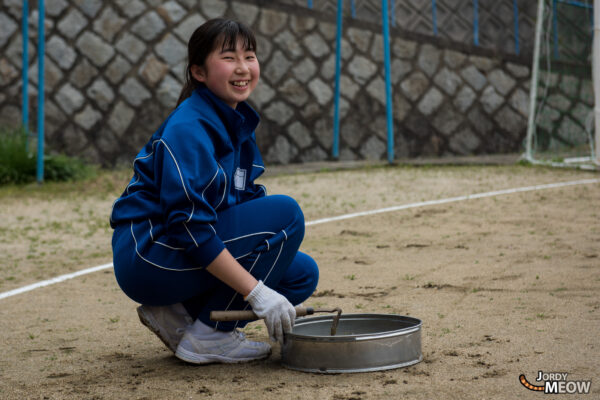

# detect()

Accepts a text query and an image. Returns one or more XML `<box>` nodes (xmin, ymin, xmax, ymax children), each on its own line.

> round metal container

<box><xmin>281</xmin><ymin>314</ymin><xmax>422</xmax><ymax>373</ymax></box>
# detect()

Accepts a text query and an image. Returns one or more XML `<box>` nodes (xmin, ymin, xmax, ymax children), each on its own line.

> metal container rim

<box><xmin>286</xmin><ymin>313</ymin><xmax>422</xmax><ymax>342</ymax></box>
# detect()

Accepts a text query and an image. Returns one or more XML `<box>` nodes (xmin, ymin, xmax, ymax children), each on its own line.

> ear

<box><xmin>190</xmin><ymin>64</ymin><xmax>206</xmax><ymax>83</ymax></box>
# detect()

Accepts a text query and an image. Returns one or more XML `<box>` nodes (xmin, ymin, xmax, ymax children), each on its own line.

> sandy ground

<box><xmin>0</xmin><ymin>163</ymin><xmax>599</xmax><ymax>399</ymax></box>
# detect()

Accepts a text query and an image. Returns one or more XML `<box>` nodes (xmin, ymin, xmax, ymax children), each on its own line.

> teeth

<box><xmin>232</xmin><ymin>81</ymin><xmax>248</xmax><ymax>87</ymax></box>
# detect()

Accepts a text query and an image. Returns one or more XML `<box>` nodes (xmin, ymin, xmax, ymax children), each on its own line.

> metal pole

<box><xmin>594</xmin><ymin>0</ymin><xmax>600</xmax><ymax>164</ymax></box>
<box><xmin>382</xmin><ymin>0</ymin><xmax>394</xmax><ymax>163</ymax></box>
<box><xmin>307</xmin><ymin>0</ymin><xmax>313</xmax><ymax>9</ymax></box>
<box><xmin>351</xmin><ymin>0</ymin><xmax>356</xmax><ymax>18</ymax></box>
<box><xmin>473</xmin><ymin>0</ymin><xmax>480</xmax><ymax>46</ymax></box>
<box><xmin>513</xmin><ymin>0</ymin><xmax>520</xmax><ymax>54</ymax></box>
<box><xmin>552</xmin><ymin>0</ymin><xmax>559</xmax><ymax>58</ymax></box>
<box><xmin>526</xmin><ymin>0</ymin><xmax>546</xmax><ymax>161</ymax></box>
<box><xmin>333</xmin><ymin>0</ymin><xmax>343</xmax><ymax>159</ymax></box>
<box><xmin>391</xmin><ymin>0</ymin><xmax>396</xmax><ymax>27</ymax></box>
<box><xmin>37</xmin><ymin>0</ymin><xmax>45</xmax><ymax>183</ymax></box>
<box><xmin>432</xmin><ymin>0</ymin><xmax>438</xmax><ymax>36</ymax></box>
<box><xmin>22</xmin><ymin>0</ymin><xmax>29</xmax><ymax>149</ymax></box>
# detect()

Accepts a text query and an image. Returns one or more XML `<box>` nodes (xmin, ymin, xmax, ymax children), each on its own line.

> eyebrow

<box><xmin>220</xmin><ymin>48</ymin><xmax>257</xmax><ymax>54</ymax></box>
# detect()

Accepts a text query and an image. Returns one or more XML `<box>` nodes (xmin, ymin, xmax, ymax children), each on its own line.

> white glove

<box><xmin>245</xmin><ymin>280</ymin><xmax>296</xmax><ymax>343</ymax></box>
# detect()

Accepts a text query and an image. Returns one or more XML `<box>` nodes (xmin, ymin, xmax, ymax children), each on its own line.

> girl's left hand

<box><xmin>245</xmin><ymin>280</ymin><xmax>296</xmax><ymax>343</ymax></box>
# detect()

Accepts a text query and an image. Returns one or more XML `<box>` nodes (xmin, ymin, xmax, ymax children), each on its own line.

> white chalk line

<box><xmin>306</xmin><ymin>178</ymin><xmax>600</xmax><ymax>226</ymax></box>
<box><xmin>0</xmin><ymin>263</ymin><xmax>114</xmax><ymax>300</ymax></box>
<box><xmin>1</xmin><ymin>177</ymin><xmax>598</xmax><ymax>301</ymax></box>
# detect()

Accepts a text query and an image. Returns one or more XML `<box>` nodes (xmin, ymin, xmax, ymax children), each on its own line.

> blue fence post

<box><xmin>432</xmin><ymin>0</ymin><xmax>438</xmax><ymax>36</ymax></box>
<box><xmin>552</xmin><ymin>0</ymin><xmax>559</xmax><ymax>58</ymax></box>
<box><xmin>382</xmin><ymin>0</ymin><xmax>394</xmax><ymax>163</ymax></box>
<box><xmin>22</xmin><ymin>0</ymin><xmax>29</xmax><ymax>148</ymax></box>
<box><xmin>351</xmin><ymin>0</ymin><xmax>356</xmax><ymax>18</ymax></box>
<box><xmin>555</xmin><ymin>1</ymin><xmax>594</xmax><ymax>33</ymax></box>
<box><xmin>333</xmin><ymin>0</ymin><xmax>343</xmax><ymax>159</ymax></box>
<box><xmin>307</xmin><ymin>0</ymin><xmax>313</xmax><ymax>9</ymax></box>
<box><xmin>513</xmin><ymin>0</ymin><xmax>520</xmax><ymax>54</ymax></box>
<box><xmin>473</xmin><ymin>0</ymin><xmax>479</xmax><ymax>46</ymax></box>
<box><xmin>552</xmin><ymin>1</ymin><xmax>594</xmax><ymax>46</ymax></box>
<box><xmin>36</xmin><ymin>0</ymin><xmax>45</xmax><ymax>183</ymax></box>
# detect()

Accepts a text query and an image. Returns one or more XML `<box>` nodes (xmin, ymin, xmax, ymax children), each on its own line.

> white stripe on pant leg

<box><xmin>131</xmin><ymin>222</ymin><xmax>203</xmax><ymax>272</ymax></box>
<box><xmin>235</xmin><ymin>251</ymin><xmax>253</xmax><ymax>260</ymax></box>
<box><xmin>215</xmin><ymin>252</ymin><xmax>261</xmax><ymax>331</ymax></box>
<box><xmin>262</xmin><ymin>241</ymin><xmax>285</xmax><ymax>284</ymax></box>
<box><xmin>233</xmin><ymin>241</ymin><xmax>285</xmax><ymax>329</ymax></box>
<box><xmin>223</xmin><ymin>231</ymin><xmax>275</xmax><ymax>243</ymax></box>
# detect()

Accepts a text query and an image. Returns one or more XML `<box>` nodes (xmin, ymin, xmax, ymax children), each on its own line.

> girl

<box><xmin>110</xmin><ymin>18</ymin><xmax>319</xmax><ymax>364</ymax></box>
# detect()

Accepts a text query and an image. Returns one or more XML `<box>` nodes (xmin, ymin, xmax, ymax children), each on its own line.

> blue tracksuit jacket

<box><xmin>110</xmin><ymin>86</ymin><xmax>267</xmax><ymax>267</ymax></box>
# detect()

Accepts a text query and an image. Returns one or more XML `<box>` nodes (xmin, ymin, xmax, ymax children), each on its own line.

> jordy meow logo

<box><xmin>520</xmin><ymin>371</ymin><xmax>592</xmax><ymax>394</ymax></box>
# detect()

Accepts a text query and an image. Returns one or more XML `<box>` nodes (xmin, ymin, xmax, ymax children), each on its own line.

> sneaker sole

<box><xmin>174</xmin><ymin>346</ymin><xmax>271</xmax><ymax>365</ymax></box>
<box><xmin>137</xmin><ymin>306</ymin><xmax>178</xmax><ymax>353</ymax></box>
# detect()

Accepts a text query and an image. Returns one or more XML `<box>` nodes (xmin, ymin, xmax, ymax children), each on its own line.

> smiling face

<box><xmin>190</xmin><ymin>37</ymin><xmax>259</xmax><ymax>109</ymax></box>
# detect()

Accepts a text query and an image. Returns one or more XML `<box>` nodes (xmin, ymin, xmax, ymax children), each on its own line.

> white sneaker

<box><xmin>175</xmin><ymin>329</ymin><xmax>271</xmax><ymax>364</ymax></box>
<box><xmin>137</xmin><ymin>303</ymin><xmax>193</xmax><ymax>353</ymax></box>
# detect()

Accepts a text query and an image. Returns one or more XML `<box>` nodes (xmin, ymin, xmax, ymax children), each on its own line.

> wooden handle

<box><xmin>210</xmin><ymin>306</ymin><xmax>314</xmax><ymax>322</ymax></box>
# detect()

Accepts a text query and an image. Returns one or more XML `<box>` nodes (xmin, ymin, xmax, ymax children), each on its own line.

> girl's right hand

<box><xmin>245</xmin><ymin>280</ymin><xmax>296</xmax><ymax>343</ymax></box>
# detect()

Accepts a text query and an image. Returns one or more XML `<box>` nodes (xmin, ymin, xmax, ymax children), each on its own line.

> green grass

<box><xmin>0</xmin><ymin>166</ymin><xmax>129</xmax><ymax>199</ymax></box>
<box><xmin>0</xmin><ymin>126</ymin><xmax>35</xmax><ymax>184</ymax></box>
<box><xmin>0</xmin><ymin>126</ymin><xmax>96</xmax><ymax>185</ymax></box>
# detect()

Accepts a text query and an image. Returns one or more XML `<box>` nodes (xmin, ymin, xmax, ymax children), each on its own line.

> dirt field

<box><xmin>0</xmin><ymin>163</ymin><xmax>598</xmax><ymax>399</ymax></box>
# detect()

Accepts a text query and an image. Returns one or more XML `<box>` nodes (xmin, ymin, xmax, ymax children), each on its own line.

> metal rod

<box><xmin>513</xmin><ymin>0</ymin><xmax>520</xmax><ymax>54</ymax></box>
<box><xmin>351</xmin><ymin>0</ymin><xmax>356</xmax><ymax>18</ymax></box>
<box><xmin>553</xmin><ymin>0</ymin><xmax>559</xmax><ymax>58</ymax></box>
<box><xmin>36</xmin><ymin>0</ymin><xmax>45</xmax><ymax>184</ymax></box>
<box><xmin>391</xmin><ymin>0</ymin><xmax>396</xmax><ymax>27</ymax></box>
<box><xmin>22</xmin><ymin>0</ymin><xmax>29</xmax><ymax>149</ymax></box>
<box><xmin>526</xmin><ymin>0</ymin><xmax>546</xmax><ymax>161</ymax></box>
<box><xmin>307</xmin><ymin>0</ymin><xmax>313</xmax><ymax>9</ymax></box>
<box><xmin>210</xmin><ymin>306</ymin><xmax>316</xmax><ymax>322</ymax></box>
<box><xmin>432</xmin><ymin>0</ymin><xmax>438</xmax><ymax>36</ymax></box>
<box><xmin>333</xmin><ymin>0</ymin><xmax>343</xmax><ymax>159</ymax></box>
<box><xmin>382</xmin><ymin>0</ymin><xmax>394</xmax><ymax>163</ymax></box>
<box><xmin>594</xmin><ymin>0</ymin><xmax>600</xmax><ymax>164</ymax></box>
<box><xmin>473</xmin><ymin>0</ymin><xmax>480</xmax><ymax>46</ymax></box>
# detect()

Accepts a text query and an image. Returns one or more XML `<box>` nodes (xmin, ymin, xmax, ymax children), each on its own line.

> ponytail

<box><xmin>176</xmin><ymin>68</ymin><xmax>197</xmax><ymax>107</ymax></box>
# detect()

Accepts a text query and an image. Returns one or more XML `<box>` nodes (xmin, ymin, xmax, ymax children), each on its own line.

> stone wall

<box><xmin>0</xmin><ymin>0</ymin><xmax>535</xmax><ymax>166</ymax></box>
<box><xmin>275</xmin><ymin>0</ymin><xmax>538</xmax><ymax>56</ymax></box>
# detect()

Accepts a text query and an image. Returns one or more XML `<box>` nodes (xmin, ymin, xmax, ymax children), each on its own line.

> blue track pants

<box><xmin>112</xmin><ymin>195</ymin><xmax>319</xmax><ymax>331</ymax></box>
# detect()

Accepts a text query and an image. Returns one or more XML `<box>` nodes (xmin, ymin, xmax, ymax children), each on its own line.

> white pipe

<box><xmin>594</xmin><ymin>0</ymin><xmax>600</xmax><ymax>164</ymax></box>
<box><xmin>526</xmin><ymin>0</ymin><xmax>546</xmax><ymax>161</ymax></box>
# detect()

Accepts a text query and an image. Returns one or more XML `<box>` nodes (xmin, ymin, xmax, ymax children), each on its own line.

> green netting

<box><xmin>528</xmin><ymin>0</ymin><xmax>596</xmax><ymax>166</ymax></box>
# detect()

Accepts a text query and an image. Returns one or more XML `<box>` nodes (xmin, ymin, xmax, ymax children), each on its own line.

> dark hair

<box><xmin>176</xmin><ymin>18</ymin><xmax>257</xmax><ymax>106</ymax></box>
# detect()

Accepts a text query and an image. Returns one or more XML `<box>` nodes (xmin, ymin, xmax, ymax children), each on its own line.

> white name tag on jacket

<box><xmin>234</xmin><ymin>168</ymin><xmax>246</xmax><ymax>190</ymax></box>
